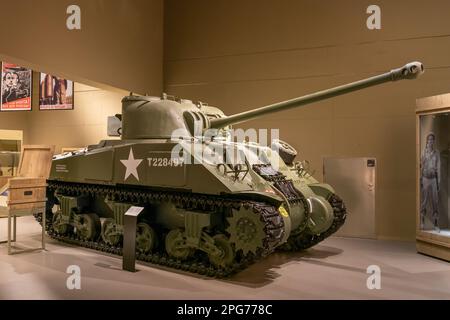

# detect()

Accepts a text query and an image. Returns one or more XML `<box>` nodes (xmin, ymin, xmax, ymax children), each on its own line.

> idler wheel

<box><xmin>208</xmin><ymin>234</ymin><xmax>235</xmax><ymax>269</ymax></box>
<box><xmin>226</xmin><ymin>206</ymin><xmax>266</xmax><ymax>255</ymax></box>
<box><xmin>77</xmin><ymin>214</ymin><xmax>100</xmax><ymax>240</ymax></box>
<box><xmin>101</xmin><ymin>218</ymin><xmax>122</xmax><ymax>246</ymax></box>
<box><xmin>52</xmin><ymin>211</ymin><xmax>72</xmax><ymax>235</ymax></box>
<box><xmin>136</xmin><ymin>222</ymin><xmax>157</xmax><ymax>254</ymax></box>
<box><xmin>165</xmin><ymin>228</ymin><xmax>193</xmax><ymax>260</ymax></box>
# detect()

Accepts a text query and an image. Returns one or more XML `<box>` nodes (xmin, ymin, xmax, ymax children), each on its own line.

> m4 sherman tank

<box><xmin>38</xmin><ymin>62</ymin><xmax>423</xmax><ymax>277</ymax></box>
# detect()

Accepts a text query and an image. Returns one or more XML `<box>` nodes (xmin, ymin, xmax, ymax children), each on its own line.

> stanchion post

<box><xmin>122</xmin><ymin>206</ymin><xmax>144</xmax><ymax>272</ymax></box>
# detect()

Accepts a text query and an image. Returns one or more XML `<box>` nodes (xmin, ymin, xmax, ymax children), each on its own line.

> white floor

<box><xmin>0</xmin><ymin>216</ymin><xmax>449</xmax><ymax>300</ymax></box>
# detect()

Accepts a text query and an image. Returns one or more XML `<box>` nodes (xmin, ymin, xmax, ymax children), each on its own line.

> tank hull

<box><xmin>40</xmin><ymin>138</ymin><xmax>345</xmax><ymax>276</ymax></box>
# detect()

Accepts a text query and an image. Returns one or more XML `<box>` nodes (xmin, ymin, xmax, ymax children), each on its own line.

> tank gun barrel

<box><xmin>209</xmin><ymin>61</ymin><xmax>424</xmax><ymax>129</ymax></box>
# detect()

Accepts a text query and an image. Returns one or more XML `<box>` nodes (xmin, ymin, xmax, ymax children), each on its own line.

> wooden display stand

<box><xmin>0</xmin><ymin>145</ymin><xmax>54</xmax><ymax>254</ymax></box>
<box><xmin>416</xmin><ymin>94</ymin><xmax>450</xmax><ymax>261</ymax></box>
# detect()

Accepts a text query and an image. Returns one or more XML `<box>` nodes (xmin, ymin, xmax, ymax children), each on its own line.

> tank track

<box><xmin>252</xmin><ymin>164</ymin><xmax>306</xmax><ymax>204</ymax></box>
<box><xmin>252</xmin><ymin>163</ymin><xmax>310</xmax><ymax>231</ymax></box>
<box><xmin>278</xmin><ymin>193</ymin><xmax>347</xmax><ymax>251</ymax></box>
<box><xmin>34</xmin><ymin>181</ymin><xmax>285</xmax><ymax>278</ymax></box>
<box><xmin>251</xmin><ymin>164</ymin><xmax>347</xmax><ymax>251</ymax></box>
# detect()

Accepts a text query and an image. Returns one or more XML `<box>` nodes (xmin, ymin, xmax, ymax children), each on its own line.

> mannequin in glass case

<box><xmin>420</xmin><ymin>132</ymin><xmax>440</xmax><ymax>231</ymax></box>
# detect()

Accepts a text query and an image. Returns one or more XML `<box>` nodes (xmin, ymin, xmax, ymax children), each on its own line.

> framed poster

<box><xmin>39</xmin><ymin>73</ymin><xmax>74</xmax><ymax>110</ymax></box>
<box><xmin>1</xmin><ymin>62</ymin><xmax>32</xmax><ymax>111</ymax></box>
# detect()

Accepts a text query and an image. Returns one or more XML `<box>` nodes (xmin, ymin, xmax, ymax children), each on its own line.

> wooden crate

<box><xmin>0</xmin><ymin>145</ymin><xmax>54</xmax><ymax>254</ymax></box>
<box><xmin>0</xmin><ymin>176</ymin><xmax>10</xmax><ymax>191</ymax></box>
<box><xmin>17</xmin><ymin>145</ymin><xmax>55</xmax><ymax>179</ymax></box>
<box><xmin>5</xmin><ymin>145</ymin><xmax>54</xmax><ymax>210</ymax></box>
<box><xmin>8</xmin><ymin>182</ymin><xmax>47</xmax><ymax>206</ymax></box>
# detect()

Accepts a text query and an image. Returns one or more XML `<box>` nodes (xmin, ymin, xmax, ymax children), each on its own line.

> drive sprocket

<box><xmin>226</xmin><ymin>205</ymin><xmax>268</xmax><ymax>256</ymax></box>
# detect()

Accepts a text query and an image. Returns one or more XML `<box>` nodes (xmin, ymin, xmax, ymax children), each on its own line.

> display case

<box><xmin>0</xmin><ymin>130</ymin><xmax>22</xmax><ymax>177</ymax></box>
<box><xmin>416</xmin><ymin>94</ymin><xmax>450</xmax><ymax>261</ymax></box>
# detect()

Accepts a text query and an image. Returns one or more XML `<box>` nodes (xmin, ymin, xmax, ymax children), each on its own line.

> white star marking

<box><xmin>120</xmin><ymin>148</ymin><xmax>143</xmax><ymax>181</ymax></box>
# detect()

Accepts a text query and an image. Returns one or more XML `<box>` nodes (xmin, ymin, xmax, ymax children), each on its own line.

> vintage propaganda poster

<box><xmin>1</xmin><ymin>62</ymin><xmax>32</xmax><ymax>111</ymax></box>
<box><xmin>39</xmin><ymin>73</ymin><xmax>74</xmax><ymax>110</ymax></box>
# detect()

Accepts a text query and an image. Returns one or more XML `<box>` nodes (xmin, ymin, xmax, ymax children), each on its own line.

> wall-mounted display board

<box><xmin>0</xmin><ymin>62</ymin><xmax>32</xmax><ymax>111</ymax></box>
<box><xmin>416</xmin><ymin>93</ymin><xmax>450</xmax><ymax>261</ymax></box>
<box><xmin>39</xmin><ymin>73</ymin><xmax>74</xmax><ymax>110</ymax></box>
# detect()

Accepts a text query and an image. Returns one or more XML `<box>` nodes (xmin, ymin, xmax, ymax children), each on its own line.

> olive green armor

<box><xmin>38</xmin><ymin>62</ymin><xmax>423</xmax><ymax>277</ymax></box>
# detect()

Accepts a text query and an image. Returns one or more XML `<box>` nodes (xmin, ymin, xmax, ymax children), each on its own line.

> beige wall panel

<box><xmin>0</xmin><ymin>0</ymin><xmax>163</xmax><ymax>94</ymax></box>
<box><xmin>165</xmin><ymin>0</ymin><xmax>450</xmax><ymax>60</ymax></box>
<box><xmin>377</xmin><ymin>188</ymin><xmax>416</xmax><ymax>241</ymax></box>
<box><xmin>165</xmin><ymin>37</ymin><xmax>450</xmax><ymax>86</ymax></box>
<box><xmin>75</xmin><ymin>83</ymin><xmax>99</xmax><ymax>92</ymax></box>
<box><xmin>0</xmin><ymin>114</ymin><xmax>28</xmax><ymax>144</ymax></box>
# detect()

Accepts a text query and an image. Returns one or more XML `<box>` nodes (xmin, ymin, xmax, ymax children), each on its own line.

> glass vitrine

<box><xmin>416</xmin><ymin>94</ymin><xmax>450</xmax><ymax>261</ymax></box>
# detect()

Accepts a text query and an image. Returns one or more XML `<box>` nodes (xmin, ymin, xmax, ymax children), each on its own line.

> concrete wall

<box><xmin>164</xmin><ymin>0</ymin><xmax>450</xmax><ymax>241</ymax></box>
<box><xmin>0</xmin><ymin>0</ymin><xmax>163</xmax><ymax>94</ymax></box>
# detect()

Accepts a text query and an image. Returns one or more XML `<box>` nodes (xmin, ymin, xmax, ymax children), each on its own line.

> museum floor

<box><xmin>0</xmin><ymin>217</ymin><xmax>449</xmax><ymax>300</ymax></box>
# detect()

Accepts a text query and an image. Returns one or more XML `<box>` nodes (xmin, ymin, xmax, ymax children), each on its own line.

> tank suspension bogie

<box><xmin>51</xmin><ymin>192</ymin><xmax>159</xmax><ymax>253</ymax></box>
<box><xmin>136</xmin><ymin>222</ymin><xmax>158</xmax><ymax>254</ymax></box>
<box><xmin>43</xmin><ymin>181</ymin><xmax>288</xmax><ymax>277</ymax></box>
<box><xmin>101</xmin><ymin>218</ymin><xmax>122</xmax><ymax>246</ymax></box>
<box><xmin>75</xmin><ymin>214</ymin><xmax>101</xmax><ymax>240</ymax></box>
<box><xmin>208</xmin><ymin>234</ymin><xmax>235</xmax><ymax>268</ymax></box>
<box><xmin>165</xmin><ymin>229</ymin><xmax>195</xmax><ymax>260</ymax></box>
<box><xmin>52</xmin><ymin>209</ymin><xmax>73</xmax><ymax>235</ymax></box>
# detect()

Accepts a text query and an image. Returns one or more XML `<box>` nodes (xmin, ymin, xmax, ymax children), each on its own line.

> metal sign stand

<box><xmin>122</xmin><ymin>206</ymin><xmax>144</xmax><ymax>272</ymax></box>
